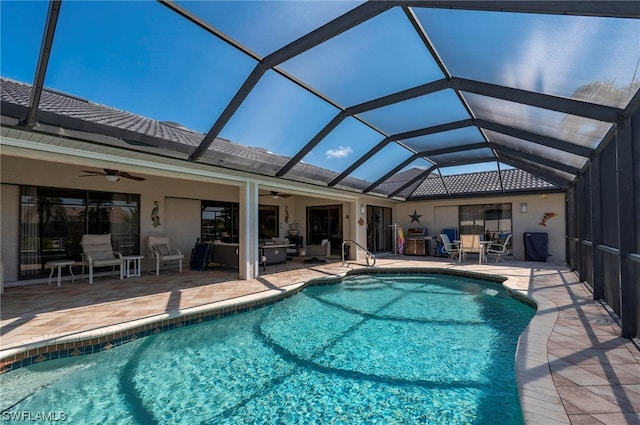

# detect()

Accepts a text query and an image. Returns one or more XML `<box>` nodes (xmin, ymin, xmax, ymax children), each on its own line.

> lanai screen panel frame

<box><xmin>2</xmin><ymin>0</ymin><xmax>639</xmax><ymax>201</ymax></box>
<box><xmin>412</xmin><ymin>6</ymin><xmax>640</xmax><ymax>109</ymax></box>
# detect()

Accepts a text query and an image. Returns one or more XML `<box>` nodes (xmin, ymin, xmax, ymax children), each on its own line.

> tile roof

<box><xmin>409</xmin><ymin>168</ymin><xmax>558</xmax><ymax>198</ymax></box>
<box><xmin>1</xmin><ymin>77</ymin><xmax>560</xmax><ymax>198</ymax></box>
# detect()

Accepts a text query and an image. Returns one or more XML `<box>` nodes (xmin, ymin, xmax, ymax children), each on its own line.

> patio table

<box><xmin>46</xmin><ymin>260</ymin><xmax>75</xmax><ymax>287</ymax></box>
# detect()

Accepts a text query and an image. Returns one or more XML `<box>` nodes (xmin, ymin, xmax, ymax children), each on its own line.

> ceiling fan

<box><xmin>259</xmin><ymin>191</ymin><xmax>292</xmax><ymax>199</ymax></box>
<box><xmin>79</xmin><ymin>168</ymin><xmax>146</xmax><ymax>182</ymax></box>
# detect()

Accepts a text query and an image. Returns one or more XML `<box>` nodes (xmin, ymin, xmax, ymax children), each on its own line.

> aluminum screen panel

<box><xmin>439</xmin><ymin>162</ymin><xmax>501</xmax><ymax>176</ymax></box>
<box><xmin>280</xmin><ymin>8</ymin><xmax>444</xmax><ymax>107</ymax></box>
<box><xmin>358</xmin><ymin>89</ymin><xmax>470</xmax><ymax>135</ymax></box>
<box><xmin>415</xmin><ymin>7</ymin><xmax>640</xmax><ymax>109</ymax></box>
<box><xmin>42</xmin><ymin>1</ymin><xmax>257</xmax><ymax>133</ymax></box>
<box><xmin>409</xmin><ymin>175</ymin><xmax>448</xmax><ymax>198</ymax></box>
<box><xmin>0</xmin><ymin>2</ymin><xmax>49</xmax><ymax>84</ymax></box>
<box><xmin>220</xmin><ymin>70</ymin><xmax>339</xmax><ymax>158</ymax></box>
<box><xmin>300</xmin><ymin>117</ymin><xmax>383</xmax><ymax>177</ymax></box>
<box><xmin>176</xmin><ymin>1</ymin><xmax>363</xmax><ymax>57</ymax></box>
<box><xmin>463</xmin><ymin>92</ymin><xmax>611</xmax><ymax>149</ymax></box>
<box><xmin>430</xmin><ymin>148</ymin><xmax>496</xmax><ymax>165</ymax></box>
<box><xmin>401</xmin><ymin>127</ymin><xmax>485</xmax><ymax>153</ymax></box>
<box><xmin>485</xmin><ymin>130</ymin><xmax>588</xmax><ymax>170</ymax></box>
<box><xmin>349</xmin><ymin>141</ymin><xmax>414</xmax><ymax>183</ymax></box>
<box><xmin>503</xmin><ymin>156</ymin><xmax>575</xmax><ymax>185</ymax></box>
<box><xmin>372</xmin><ymin>157</ymin><xmax>435</xmax><ymax>196</ymax></box>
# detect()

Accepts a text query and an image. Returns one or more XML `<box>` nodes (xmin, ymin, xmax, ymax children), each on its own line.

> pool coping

<box><xmin>0</xmin><ymin>266</ymin><xmax>568</xmax><ymax>424</ymax></box>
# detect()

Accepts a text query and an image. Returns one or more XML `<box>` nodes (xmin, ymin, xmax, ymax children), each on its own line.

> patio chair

<box><xmin>80</xmin><ymin>234</ymin><xmax>123</xmax><ymax>284</ymax></box>
<box><xmin>459</xmin><ymin>234</ymin><xmax>482</xmax><ymax>263</ymax></box>
<box><xmin>439</xmin><ymin>233</ymin><xmax>460</xmax><ymax>260</ymax></box>
<box><xmin>486</xmin><ymin>234</ymin><xmax>512</xmax><ymax>262</ymax></box>
<box><xmin>306</xmin><ymin>239</ymin><xmax>330</xmax><ymax>258</ymax></box>
<box><xmin>147</xmin><ymin>235</ymin><xmax>184</xmax><ymax>276</ymax></box>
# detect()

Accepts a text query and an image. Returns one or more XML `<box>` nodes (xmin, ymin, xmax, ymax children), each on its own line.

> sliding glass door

<box><xmin>307</xmin><ymin>205</ymin><xmax>342</xmax><ymax>255</ymax></box>
<box><xmin>20</xmin><ymin>186</ymin><xmax>140</xmax><ymax>279</ymax></box>
<box><xmin>366</xmin><ymin>205</ymin><xmax>392</xmax><ymax>253</ymax></box>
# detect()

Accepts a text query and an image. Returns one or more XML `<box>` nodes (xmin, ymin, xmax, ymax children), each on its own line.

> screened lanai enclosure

<box><xmin>0</xmin><ymin>1</ymin><xmax>639</xmax><ymax>336</ymax></box>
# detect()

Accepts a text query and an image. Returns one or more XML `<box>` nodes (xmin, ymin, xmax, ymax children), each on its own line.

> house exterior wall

<box><xmin>395</xmin><ymin>193</ymin><xmax>566</xmax><ymax>262</ymax></box>
<box><xmin>0</xmin><ymin>156</ymin><xmax>241</xmax><ymax>283</ymax></box>
<box><xmin>0</xmin><ymin>153</ymin><xmax>567</xmax><ymax>285</ymax></box>
<box><xmin>1</xmin><ymin>184</ymin><xmax>20</xmax><ymax>281</ymax></box>
<box><xmin>0</xmin><ymin>155</ymin><xmax>376</xmax><ymax>282</ymax></box>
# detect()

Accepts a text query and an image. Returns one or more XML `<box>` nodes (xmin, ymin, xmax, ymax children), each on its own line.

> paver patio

<box><xmin>1</xmin><ymin>256</ymin><xmax>639</xmax><ymax>424</ymax></box>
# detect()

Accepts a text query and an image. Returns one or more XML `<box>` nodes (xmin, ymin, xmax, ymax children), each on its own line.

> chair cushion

<box><xmin>83</xmin><ymin>244</ymin><xmax>115</xmax><ymax>261</ymax></box>
<box><xmin>93</xmin><ymin>258</ymin><xmax>122</xmax><ymax>267</ymax></box>
<box><xmin>154</xmin><ymin>244</ymin><xmax>171</xmax><ymax>256</ymax></box>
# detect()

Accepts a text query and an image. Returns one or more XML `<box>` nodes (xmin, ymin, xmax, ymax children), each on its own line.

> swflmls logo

<box><xmin>1</xmin><ymin>411</ymin><xmax>66</xmax><ymax>421</ymax></box>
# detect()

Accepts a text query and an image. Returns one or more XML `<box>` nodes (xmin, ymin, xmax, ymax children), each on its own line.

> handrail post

<box><xmin>342</xmin><ymin>240</ymin><xmax>376</xmax><ymax>267</ymax></box>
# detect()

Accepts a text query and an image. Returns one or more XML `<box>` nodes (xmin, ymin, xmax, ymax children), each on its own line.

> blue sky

<box><xmin>2</xmin><ymin>2</ymin><xmax>638</xmax><ymax>183</ymax></box>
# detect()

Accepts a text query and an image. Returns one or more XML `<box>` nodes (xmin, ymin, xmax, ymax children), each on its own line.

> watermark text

<box><xmin>1</xmin><ymin>411</ymin><xmax>66</xmax><ymax>422</ymax></box>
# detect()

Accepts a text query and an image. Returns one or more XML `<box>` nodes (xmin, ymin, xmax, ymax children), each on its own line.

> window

<box><xmin>258</xmin><ymin>205</ymin><xmax>278</xmax><ymax>240</ymax></box>
<box><xmin>201</xmin><ymin>201</ymin><xmax>239</xmax><ymax>243</ymax></box>
<box><xmin>201</xmin><ymin>202</ymin><xmax>279</xmax><ymax>243</ymax></box>
<box><xmin>459</xmin><ymin>203</ymin><xmax>512</xmax><ymax>239</ymax></box>
<box><xmin>20</xmin><ymin>186</ymin><xmax>139</xmax><ymax>279</ymax></box>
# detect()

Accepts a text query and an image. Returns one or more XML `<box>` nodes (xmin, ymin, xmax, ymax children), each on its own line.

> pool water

<box><xmin>1</xmin><ymin>273</ymin><xmax>534</xmax><ymax>424</ymax></box>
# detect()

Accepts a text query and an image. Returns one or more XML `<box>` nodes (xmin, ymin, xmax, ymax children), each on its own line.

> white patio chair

<box><xmin>147</xmin><ymin>235</ymin><xmax>184</xmax><ymax>276</ymax></box>
<box><xmin>439</xmin><ymin>233</ymin><xmax>460</xmax><ymax>261</ymax></box>
<box><xmin>80</xmin><ymin>234</ymin><xmax>123</xmax><ymax>284</ymax></box>
<box><xmin>459</xmin><ymin>234</ymin><xmax>482</xmax><ymax>263</ymax></box>
<box><xmin>486</xmin><ymin>234</ymin><xmax>512</xmax><ymax>262</ymax></box>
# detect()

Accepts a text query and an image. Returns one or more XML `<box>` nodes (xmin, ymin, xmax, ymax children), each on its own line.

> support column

<box><xmin>590</xmin><ymin>156</ymin><xmax>604</xmax><ymax>300</ymax></box>
<box><xmin>616</xmin><ymin>115</ymin><xmax>637</xmax><ymax>339</ymax></box>
<box><xmin>239</xmin><ymin>181</ymin><xmax>259</xmax><ymax>280</ymax></box>
<box><xmin>355</xmin><ymin>200</ymin><xmax>367</xmax><ymax>261</ymax></box>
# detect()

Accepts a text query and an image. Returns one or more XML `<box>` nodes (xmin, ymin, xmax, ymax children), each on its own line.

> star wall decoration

<box><xmin>409</xmin><ymin>210</ymin><xmax>422</xmax><ymax>223</ymax></box>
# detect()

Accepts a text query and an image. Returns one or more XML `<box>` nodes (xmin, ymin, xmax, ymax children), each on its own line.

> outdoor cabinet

<box><xmin>405</xmin><ymin>239</ymin><xmax>426</xmax><ymax>256</ymax></box>
<box><xmin>524</xmin><ymin>232</ymin><xmax>548</xmax><ymax>262</ymax></box>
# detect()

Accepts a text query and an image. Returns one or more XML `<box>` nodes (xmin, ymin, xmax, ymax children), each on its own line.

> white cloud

<box><xmin>325</xmin><ymin>145</ymin><xmax>353</xmax><ymax>159</ymax></box>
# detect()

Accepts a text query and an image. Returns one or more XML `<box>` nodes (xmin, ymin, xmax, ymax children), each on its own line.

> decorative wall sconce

<box><xmin>520</xmin><ymin>203</ymin><xmax>528</xmax><ymax>213</ymax></box>
<box><xmin>360</xmin><ymin>205</ymin><xmax>366</xmax><ymax>215</ymax></box>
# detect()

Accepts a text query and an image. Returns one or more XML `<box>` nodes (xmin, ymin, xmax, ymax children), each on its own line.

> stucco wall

<box><xmin>1</xmin><ymin>154</ymin><xmax>567</xmax><ymax>284</ymax></box>
<box><xmin>395</xmin><ymin>193</ymin><xmax>566</xmax><ymax>262</ymax></box>
<box><xmin>1</xmin><ymin>184</ymin><xmax>20</xmax><ymax>281</ymax></box>
<box><xmin>0</xmin><ymin>156</ymin><xmax>243</xmax><ymax>282</ymax></box>
<box><xmin>0</xmin><ymin>155</ymin><xmax>378</xmax><ymax>281</ymax></box>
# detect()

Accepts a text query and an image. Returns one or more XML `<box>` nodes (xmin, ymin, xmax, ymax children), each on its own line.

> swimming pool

<box><xmin>1</xmin><ymin>272</ymin><xmax>534</xmax><ymax>424</ymax></box>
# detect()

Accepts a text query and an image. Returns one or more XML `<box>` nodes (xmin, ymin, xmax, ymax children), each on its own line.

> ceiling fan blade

<box><xmin>118</xmin><ymin>172</ymin><xmax>146</xmax><ymax>181</ymax></box>
<box><xmin>80</xmin><ymin>170</ymin><xmax>105</xmax><ymax>175</ymax></box>
<box><xmin>78</xmin><ymin>174</ymin><xmax>103</xmax><ymax>177</ymax></box>
<box><xmin>258</xmin><ymin>191</ymin><xmax>293</xmax><ymax>198</ymax></box>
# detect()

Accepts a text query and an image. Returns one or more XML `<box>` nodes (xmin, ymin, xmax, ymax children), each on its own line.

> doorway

<box><xmin>307</xmin><ymin>205</ymin><xmax>342</xmax><ymax>255</ymax></box>
<box><xmin>366</xmin><ymin>205</ymin><xmax>392</xmax><ymax>253</ymax></box>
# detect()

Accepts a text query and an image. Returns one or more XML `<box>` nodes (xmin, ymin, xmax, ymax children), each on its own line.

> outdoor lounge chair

<box><xmin>439</xmin><ymin>233</ymin><xmax>460</xmax><ymax>260</ymax></box>
<box><xmin>486</xmin><ymin>234</ymin><xmax>512</xmax><ymax>262</ymax></box>
<box><xmin>147</xmin><ymin>235</ymin><xmax>184</xmax><ymax>276</ymax></box>
<box><xmin>80</xmin><ymin>234</ymin><xmax>123</xmax><ymax>284</ymax></box>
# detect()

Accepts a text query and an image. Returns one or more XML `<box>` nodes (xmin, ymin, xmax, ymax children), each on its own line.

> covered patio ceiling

<box><xmin>2</xmin><ymin>1</ymin><xmax>639</xmax><ymax>200</ymax></box>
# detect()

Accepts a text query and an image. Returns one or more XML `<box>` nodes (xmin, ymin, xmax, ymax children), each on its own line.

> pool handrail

<box><xmin>341</xmin><ymin>240</ymin><xmax>376</xmax><ymax>267</ymax></box>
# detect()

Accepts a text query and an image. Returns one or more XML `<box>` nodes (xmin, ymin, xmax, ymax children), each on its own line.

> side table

<box><xmin>46</xmin><ymin>260</ymin><xmax>75</xmax><ymax>287</ymax></box>
<box><xmin>123</xmin><ymin>255</ymin><xmax>144</xmax><ymax>278</ymax></box>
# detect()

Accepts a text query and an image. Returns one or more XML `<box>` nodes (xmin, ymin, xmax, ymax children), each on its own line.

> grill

<box><xmin>405</xmin><ymin>228</ymin><xmax>433</xmax><ymax>256</ymax></box>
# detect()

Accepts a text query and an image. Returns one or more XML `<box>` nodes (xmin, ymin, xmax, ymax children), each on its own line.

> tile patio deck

<box><xmin>1</xmin><ymin>255</ymin><xmax>639</xmax><ymax>424</ymax></box>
